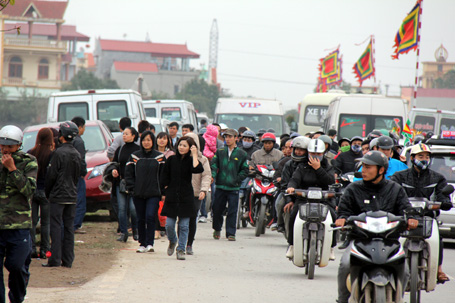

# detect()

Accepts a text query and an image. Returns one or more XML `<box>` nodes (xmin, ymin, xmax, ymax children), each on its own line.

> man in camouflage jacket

<box><xmin>0</xmin><ymin>125</ymin><xmax>37</xmax><ymax>303</ymax></box>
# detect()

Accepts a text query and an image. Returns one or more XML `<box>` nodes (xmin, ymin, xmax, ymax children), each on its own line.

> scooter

<box><xmin>339</xmin><ymin>211</ymin><xmax>408</xmax><ymax>303</ymax></box>
<box><xmin>291</xmin><ymin>187</ymin><xmax>339</xmax><ymax>279</ymax></box>
<box><xmin>249</xmin><ymin>164</ymin><xmax>278</xmax><ymax>237</ymax></box>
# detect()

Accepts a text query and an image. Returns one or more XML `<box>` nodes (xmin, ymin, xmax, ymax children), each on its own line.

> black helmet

<box><xmin>350</xmin><ymin>136</ymin><xmax>363</xmax><ymax>144</ymax></box>
<box><xmin>389</xmin><ymin>132</ymin><xmax>400</xmax><ymax>146</ymax></box>
<box><xmin>413</xmin><ymin>134</ymin><xmax>425</xmax><ymax>145</ymax></box>
<box><xmin>367</xmin><ymin>129</ymin><xmax>383</xmax><ymax>140</ymax></box>
<box><xmin>242</xmin><ymin>130</ymin><xmax>256</xmax><ymax>140</ymax></box>
<box><xmin>257</xmin><ymin>128</ymin><xmax>266</xmax><ymax>136</ymax></box>
<box><xmin>59</xmin><ymin>121</ymin><xmax>79</xmax><ymax>141</ymax></box>
<box><xmin>376</xmin><ymin>136</ymin><xmax>394</xmax><ymax>149</ymax></box>
<box><xmin>266</xmin><ymin>128</ymin><xmax>276</xmax><ymax>133</ymax></box>
<box><xmin>338</xmin><ymin>137</ymin><xmax>351</xmax><ymax>146</ymax></box>
<box><xmin>355</xmin><ymin>150</ymin><xmax>389</xmax><ymax>172</ymax></box>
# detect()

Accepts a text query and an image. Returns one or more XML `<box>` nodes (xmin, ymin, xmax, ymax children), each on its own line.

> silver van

<box><xmin>409</xmin><ymin>108</ymin><xmax>455</xmax><ymax>136</ymax></box>
<box><xmin>47</xmin><ymin>89</ymin><xmax>146</xmax><ymax>136</ymax></box>
<box><xmin>142</xmin><ymin>100</ymin><xmax>199</xmax><ymax>131</ymax></box>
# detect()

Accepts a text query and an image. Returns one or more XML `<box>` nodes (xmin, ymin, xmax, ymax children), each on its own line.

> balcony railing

<box><xmin>4</xmin><ymin>38</ymin><xmax>67</xmax><ymax>50</ymax></box>
<box><xmin>3</xmin><ymin>78</ymin><xmax>61</xmax><ymax>89</ymax></box>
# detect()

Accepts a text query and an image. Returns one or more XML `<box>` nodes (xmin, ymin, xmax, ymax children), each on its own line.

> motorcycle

<box><xmin>237</xmin><ymin>177</ymin><xmax>252</xmax><ymax>229</ymax></box>
<box><xmin>291</xmin><ymin>187</ymin><xmax>339</xmax><ymax>279</ymax></box>
<box><xmin>275</xmin><ymin>187</ymin><xmax>291</xmax><ymax>239</ymax></box>
<box><xmin>249</xmin><ymin>164</ymin><xmax>278</xmax><ymax>237</ymax></box>
<box><xmin>338</xmin><ymin>211</ymin><xmax>408</xmax><ymax>303</ymax></box>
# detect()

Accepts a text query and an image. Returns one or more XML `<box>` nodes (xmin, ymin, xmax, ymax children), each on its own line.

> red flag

<box><xmin>392</xmin><ymin>0</ymin><xmax>422</xmax><ymax>59</ymax></box>
<box><xmin>353</xmin><ymin>38</ymin><xmax>375</xmax><ymax>86</ymax></box>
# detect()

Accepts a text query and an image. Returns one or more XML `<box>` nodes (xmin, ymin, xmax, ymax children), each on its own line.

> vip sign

<box><xmin>239</xmin><ymin>102</ymin><xmax>261</xmax><ymax>108</ymax></box>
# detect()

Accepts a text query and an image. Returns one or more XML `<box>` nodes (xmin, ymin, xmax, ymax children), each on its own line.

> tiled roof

<box><xmin>113</xmin><ymin>61</ymin><xmax>159</xmax><ymax>73</ymax></box>
<box><xmin>5</xmin><ymin>22</ymin><xmax>89</xmax><ymax>41</ymax></box>
<box><xmin>2</xmin><ymin>0</ymin><xmax>68</xmax><ymax>20</ymax></box>
<box><xmin>99</xmin><ymin>39</ymin><xmax>199</xmax><ymax>58</ymax></box>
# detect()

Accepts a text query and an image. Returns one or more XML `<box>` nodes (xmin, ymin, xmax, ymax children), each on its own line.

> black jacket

<box><xmin>113</xmin><ymin>142</ymin><xmax>140</xmax><ymax>181</ymax></box>
<box><xmin>45</xmin><ymin>143</ymin><xmax>81</xmax><ymax>203</ymax></box>
<box><xmin>160</xmin><ymin>154</ymin><xmax>203</xmax><ymax>218</ymax></box>
<box><xmin>280</xmin><ymin>159</ymin><xmax>301</xmax><ymax>203</ymax></box>
<box><xmin>72</xmin><ymin>135</ymin><xmax>87</xmax><ymax>177</ymax></box>
<box><xmin>125</xmin><ymin>149</ymin><xmax>165</xmax><ymax>198</ymax></box>
<box><xmin>240</xmin><ymin>144</ymin><xmax>260</xmax><ymax>161</ymax></box>
<box><xmin>337</xmin><ymin>178</ymin><xmax>411</xmax><ymax>219</ymax></box>
<box><xmin>275</xmin><ymin>156</ymin><xmax>291</xmax><ymax>180</ymax></box>
<box><xmin>391</xmin><ymin>167</ymin><xmax>452</xmax><ymax>214</ymax></box>
<box><xmin>334</xmin><ymin>149</ymin><xmax>363</xmax><ymax>174</ymax></box>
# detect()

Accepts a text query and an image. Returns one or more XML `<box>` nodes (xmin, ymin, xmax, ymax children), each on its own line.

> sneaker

<box><xmin>227</xmin><ymin>235</ymin><xmax>236</xmax><ymax>241</ymax></box>
<box><xmin>167</xmin><ymin>242</ymin><xmax>177</xmax><ymax>256</ymax></box>
<box><xmin>198</xmin><ymin>216</ymin><xmax>207</xmax><ymax>223</ymax></box>
<box><xmin>186</xmin><ymin>246</ymin><xmax>193</xmax><ymax>255</ymax></box>
<box><xmin>136</xmin><ymin>246</ymin><xmax>147</xmax><ymax>253</ymax></box>
<box><xmin>146</xmin><ymin>245</ymin><xmax>154</xmax><ymax>252</ymax></box>
<box><xmin>330</xmin><ymin>248</ymin><xmax>336</xmax><ymax>261</ymax></box>
<box><xmin>270</xmin><ymin>223</ymin><xmax>278</xmax><ymax>231</ymax></box>
<box><xmin>176</xmin><ymin>250</ymin><xmax>186</xmax><ymax>260</ymax></box>
<box><xmin>277</xmin><ymin>225</ymin><xmax>285</xmax><ymax>233</ymax></box>
<box><xmin>213</xmin><ymin>230</ymin><xmax>221</xmax><ymax>240</ymax></box>
<box><xmin>286</xmin><ymin>245</ymin><xmax>294</xmax><ymax>259</ymax></box>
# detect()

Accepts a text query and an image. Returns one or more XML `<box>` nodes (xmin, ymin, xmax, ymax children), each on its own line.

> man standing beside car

<box><xmin>71</xmin><ymin>117</ymin><xmax>87</xmax><ymax>234</ymax></box>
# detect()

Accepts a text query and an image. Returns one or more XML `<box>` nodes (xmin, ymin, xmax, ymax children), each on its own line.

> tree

<box><xmin>285</xmin><ymin>109</ymin><xmax>298</xmax><ymax>124</ymax></box>
<box><xmin>434</xmin><ymin>70</ymin><xmax>455</xmax><ymax>89</ymax></box>
<box><xmin>175</xmin><ymin>78</ymin><xmax>221</xmax><ymax>117</ymax></box>
<box><xmin>61</xmin><ymin>69</ymin><xmax>119</xmax><ymax>91</ymax></box>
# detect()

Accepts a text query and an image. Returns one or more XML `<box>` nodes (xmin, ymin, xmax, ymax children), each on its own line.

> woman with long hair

<box><xmin>161</xmin><ymin>136</ymin><xmax>203</xmax><ymax>260</ymax></box>
<box><xmin>125</xmin><ymin>131</ymin><xmax>165</xmax><ymax>253</ymax></box>
<box><xmin>155</xmin><ymin>132</ymin><xmax>175</xmax><ymax>159</ymax></box>
<box><xmin>28</xmin><ymin>127</ymin><xmax>55</xmax><ymax>259</ymax></box>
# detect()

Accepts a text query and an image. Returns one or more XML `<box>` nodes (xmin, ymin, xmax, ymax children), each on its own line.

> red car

<box><xmin>22</xmin><ymin>120</ymin><xmax>114</xmax><ymax>218</ymax></box>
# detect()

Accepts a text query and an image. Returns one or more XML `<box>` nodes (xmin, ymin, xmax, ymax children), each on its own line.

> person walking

<box><xmin>27</xmin><ymin>127</ymin><xmax>54</xmax><ymax>259</ymax></box>
<box><xmin>161</xmin><ymin>136</ymin><xmax>203</xmax><ymax>260</ymax></box>
<box><xmin>43</xmin><ymin>122</ymin><xmax>81</xmax><ymax>268</ymax></box>
<box><xmin>185</xmin><ymin>133</ymin><xmax>211</xmax><ymax>255</ymax></box>
<box><xmin>125</xmin><ymin>131</ymin><xmax>165</xmax><ymax>253</ymax></box>
<box><xmin>0</xmin><ymin>125</ymin><xmax>37</xmax><ymax>303</ymax></box>
<box><xmin>71</xmin><ymin>116</ymin><xmax>88</xmax><ymax>234</ymax></box>
<box><xmin>112</xmin><ymin>127</ymin><xmax>140</xmax><ymax>242</ymax></box>
<box><xmin>211</xmin><ymin>129</ymin><xmax>249</xmax><ymax>241</ymax></box>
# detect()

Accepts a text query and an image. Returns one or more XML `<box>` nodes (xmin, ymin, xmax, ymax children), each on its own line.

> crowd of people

<box><xmin>0</xmin><ymin>117</ymin><xmax>452</xmax><ymax>303</ymax></box>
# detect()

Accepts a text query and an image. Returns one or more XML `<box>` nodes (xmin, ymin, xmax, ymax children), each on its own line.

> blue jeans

<box><xmin>133</xmin><ymin>197</ymin><xmax>160</xmax><ymax>247</ymax></box>
<box><xmin>0</xmin><ymin>229</ymin><xmax>32</xmax><ymax>303</ymax></box>
<box><xmin>116</xmin><ymin>187</ymin><xmax>137</xmax><ymax>235</ymax></box>
<box><xmin>199</xmin><ymin>198</ymin><xmax>208</xmax><ymax>218</ymax></box>
<box><xmin>73</xmin><ymin>177</ymin><xmax>86</xmax><ymax>230</ymax></box>
<box><xmin>212</xmin><ymin>188</ymin><xmax>239</xmax><ymax>237</ymax></box>
<box><xmin>165</xmin><ymin>217</ymin><xmax>190</xmax><ymax>252</ymax></box>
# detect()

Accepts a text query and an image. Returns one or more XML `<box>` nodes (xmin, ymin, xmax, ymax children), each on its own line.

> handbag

<box><xmin>119</xmin><ymin>179</ymin><xmax>128</xmax><ymax>194</ymax></box>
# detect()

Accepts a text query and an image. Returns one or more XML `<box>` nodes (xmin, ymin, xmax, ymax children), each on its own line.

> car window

<box><xmin>413</xmin><ymin>115</ymin><xmax>435</xmax><ymax>133</ymax></box>
<box><xmin>81</xmin><ymin>126</ymin><xmax>107</xmax><ymax>152</ymax></box>
<box><xmin>338</xmin><ymin>114</ymin><xmax>367</xmax><ymax>139</ymax></box>
<box><xmin>431</xmin><ymin>154</ymin><xmax>455</xmax><ymax>183</ymax></box>
<box><xmin>440</xmin><ymin>118</ymin><xmax>455</xmax><ymax>133</ymax></box>
<box><xmin>304</xmin><ymin>105</ymin><xmax>328</xmax><ymax>126</ymax></box>
<box><xmin>22</xmin><ymin>130</ymin><xmax>39</xmax><ymax>152</ymax></box>
<box><xmin>97</xmin><ymin>100</ymin><xmax>128</xmax><ymax>133</ymax></box>
<box><xmin>58</xmin><ymin>102</ymin><xmax>88</xmax><ymax>122</ymax></box>
<box><xmin>162</xmin><ymin>107</ymin><xmax>182</xmax><ymax>121</ymax></box>
<box><xmin>145</xmin><ymin>108</ymin><xmax>156</xmax><ymax>118</ymax></box>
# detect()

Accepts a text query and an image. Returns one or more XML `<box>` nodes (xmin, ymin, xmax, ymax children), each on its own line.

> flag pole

<box><xmin>412</xmin><ymin>0</ymin><xmax>423</xmax><ymax>109</ymax></box>
<box><xmin>372</xmin><ymin>35</ymin><xmax>377</xmax><ymax>92</ymax></box>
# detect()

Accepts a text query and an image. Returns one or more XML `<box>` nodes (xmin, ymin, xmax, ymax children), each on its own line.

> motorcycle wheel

<box><xmin>410</xmin><ymin>252</ymin><xmax>421</xmax><ymax>303</ymax></box>
<box><xmin>241</xmin><ymin>218</ymin><xmax>248</xmax><ymax>228</ymax></box>
<box><xmin>255</xmin><ymin>204</ymin><xmax>266</xmax><ymax>237</ymax></box>
<box><xmin>307</xmin><ymin>230</ymin><xmax>316</xmax><ymax>280</ymax></box>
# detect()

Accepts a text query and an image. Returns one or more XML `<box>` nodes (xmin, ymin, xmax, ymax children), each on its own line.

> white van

<box><xmin>142</xmin><ymin>100</ymin><xmax>198</xmax><ymax>131</ymax></box>
<box><xmin>298</xmin><ymin>90</ymin><xmax>346</xmax><ymax>134</ymax></box>
<box><xmin>47</xmin><ymin>89</ymin><xmax>146</xmax><ymax>136</ymax></box>
<box><xmin>214</xmin><ymin>98</ymin><xmax>287</xmax><ymax>134</ymax></box>
<box><xmin>409</xmin><ymin>108</ymin><xmax>455</xmax><ymax>136</ymax></box>
<box><xmin>323</xmin><ymin>94</ymin><xmax>408</xmax><ymax>140</ymax></box>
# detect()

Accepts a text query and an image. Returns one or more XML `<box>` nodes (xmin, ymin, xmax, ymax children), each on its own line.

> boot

<box><xmin>133</xmin><ymin>229</ymin><xmax>138</xmax><ymax>241</ymax></box>
<box><xmin>116</xmin><ymin>233</ymin><xmax>128</xmax><ymax>242</ymax></box>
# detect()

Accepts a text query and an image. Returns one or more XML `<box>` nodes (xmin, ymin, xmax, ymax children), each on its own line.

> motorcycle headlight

<box><xmin>87</xmin><ymin>163</ymin><xmax>109</xmax><ymax>180</ymax></box>
<box><xmin>356</xmin><ymin>217</ymin><xmax>395</xmax><ymax>233</ymax></box>
<box><xmin>253</xmin><ymin>182</ymin><xmax>262</xmax><ymax>193</ymax></box>
<box><xmin>267</xmin><ymin>187</ymin><xmax>277</xmax><ymax>194</ymax></box>
<box><xmin>307</xmin><ymin>190</ymin><xmax>322</xmax><ymax>200</ymax></box>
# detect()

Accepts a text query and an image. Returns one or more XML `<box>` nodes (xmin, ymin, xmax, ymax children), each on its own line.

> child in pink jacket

<box><xmin>203</xmin><ymin>124</ymin><xmax>219</xmax><ymax>161</ymax></box>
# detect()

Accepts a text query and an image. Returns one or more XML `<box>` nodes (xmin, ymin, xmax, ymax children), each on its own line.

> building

<box><xmin>0</xmin><ymin>0</ymin><xmax>89</xmax><ymax>99</ymax></box>
<box><xmin>94</xmin><ymin>38</ymin><xmax>200</xmax><ymax>97</ymax></box>
<box><xmin>421</xmin><ymin>44</ymin><xmax>455</xmax><ymax>89</ymax></box>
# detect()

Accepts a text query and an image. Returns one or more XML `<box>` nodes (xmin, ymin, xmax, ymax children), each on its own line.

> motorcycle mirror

<box><xmin>441</xmin><ymin>185</ymin><xmax>454</xmax><ymax>196</ymax></box>
<box><xmin>354</xmin><ymin>171</ymin><xmax>363</xmax><ymax>179</ymax></box>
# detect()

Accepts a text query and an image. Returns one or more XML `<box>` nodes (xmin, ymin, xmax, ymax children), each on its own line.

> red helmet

<box><xmin>261</xmin><ymin>132</ymin><xmax>276</xmax><ymax>142</ymax></box>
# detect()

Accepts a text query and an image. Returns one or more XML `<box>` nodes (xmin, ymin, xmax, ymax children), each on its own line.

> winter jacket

<box><xmin>353</xmin><ymin>157</ymin><xmax>408</xmax><ymax>182</ymax></box>
<box><xmin>250</xmin><ymin>148</ymin><xmax>283</xmax><ymax>167</ymax></box>
<box><xmin>72</xmin><ymin>135</ymin><xmax>87</xmax><ymax>176</ymax></box>
<box><xmin>186</xmin><ymin>133</ymin><xmax>212</xmax><ymax>197</ymax></box>
<box><xmin>0</xmin><ymin>150</ymin><xmax>37</xmax><ymax>229</ymax></box>
<box><xmin>211</xmin><ymin>146</ymin><xmax>249</xmax><ymax>191</ymax></box>
<box><xmin>337</xmin><ymin>178</ymin><xmax>411</xmax><ymax>220</ymax></box>
<box><xmin>275</xmin><ymin>156</ymin><xmax>291</xmax><ymax>180</ymax></box>
<box><xmin>113</xmin><ymin>141</ymin><xmax>140</xmax><ymax>180</ymax></box>
<box><xmin>280</xmin><ymin>159</ymin><xmax>301</xmax><ymax>204</ymax></box>
<box><xmin>45</xmin><ymin>143</ymin><xmax>81</xmax><ymax>204</ymax></box>
<box><xmin>333</xmin><ymin>149</ymin><xmax>363</xmax><ymax>174</ymax></box>
<box><xmin>240</xmin><ymin>144</ymin><xmax>260</xmax><ymax>161</ymax></box>
<box><xmin>125</xmin><ymin>149</ymin><xmax>165</xmax><ymax>198</ymax></box>
<box><xmin>202</xmin><ymin>124</ymin><xmax>219</xmax><ymax>160</ymax></box>
<box><xmin>27</xmin><ymin>148</ymin><xmax>52</xmax><ymax>190</ymax></box>
<box><xmin>391</xmin><ymin>166</ymin><xmax>452</xmax><ymax>216</ymax></box>
<box><xmin>160</xmin><ymin>154</ymin><xmax>203</xmax><ymax>218</ymax></box>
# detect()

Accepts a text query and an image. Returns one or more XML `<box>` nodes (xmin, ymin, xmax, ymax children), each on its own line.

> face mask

<box><xmin>340</xmin><ymin>146</ymin><xmax>350</xmax><ymax>153</ymax></box>
<box><xmin>413</xmin><ymin>159</ymin><xmax>430</xmax><ymax>170</ymax></box>
<box><xmin>242</xmin><ymin>141</ymin><xmax>253</xmax><ymax>149</ymax></box>
<box><xmin>351</xmin><ymin>144</ymin><xmax>362</xmax><ymax>153</ymax></box>
<box><xmin>311</xmin><ymin>155</ymin><xmax>324</xmax><ymax>162</ymax></box>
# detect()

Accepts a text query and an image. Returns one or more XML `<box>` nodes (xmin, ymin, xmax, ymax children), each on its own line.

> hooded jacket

<box><xmin>202</xmin><ymin>124</ymin><xmax>219</xmax><ymax>160</ymax></box>
<box><xmin>186</xmin><ymin>133</ymin><xmax>212</xmax><ymax>197</ymax></box>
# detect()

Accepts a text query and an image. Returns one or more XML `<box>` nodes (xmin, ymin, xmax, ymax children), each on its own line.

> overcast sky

<box><xmin>64</xmin><ymin>0</ymin><xmax>455</xmax><ymax>111</ymax></box>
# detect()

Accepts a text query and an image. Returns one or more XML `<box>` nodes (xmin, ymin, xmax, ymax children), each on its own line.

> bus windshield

<box><xmin>338</xmin><ymin>114</ymin><xmax>403</xmax><ymax>139</ymax></box>
<box><xmin>216</xmin><ymin>114</ymin><xmax>283</xmax><ymax>134</ymax></box>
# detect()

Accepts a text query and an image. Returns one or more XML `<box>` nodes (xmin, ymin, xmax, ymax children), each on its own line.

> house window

<box><xmin>38</xmin><ymin>58</ymin><xmax>49</xmax><ymax>79</ymax></box>
<box><xmin>8</xmin><ymin>56</ymin><xmax>22</xmax><ymax>78</ymax></box>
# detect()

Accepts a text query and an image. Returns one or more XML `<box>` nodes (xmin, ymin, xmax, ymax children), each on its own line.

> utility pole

<box><xmin>209</xmin><ymin>19</ymin><xmax>218</xmax><ymax>84</ymax></box>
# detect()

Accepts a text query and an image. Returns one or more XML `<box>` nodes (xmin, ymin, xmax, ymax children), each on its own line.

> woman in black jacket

<box><xmin>112</xmin><ymin>127</ymin><xmax>140</xmax><ymax>242</ymax></box>
<box><xmin>125</xmin><ymin>131</ymin><xmax>165</xmax><ymax>253</ymax></box>
<box><xmin>161</xmin><ymin>136</ymin><xmax>203</xmax><ymax>260</ymax></box>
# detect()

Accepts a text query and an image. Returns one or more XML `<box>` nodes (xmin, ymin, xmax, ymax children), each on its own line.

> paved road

<box><xmin>26</xmin><ymin>221</ymin><xmax>455</xmax><ymax>303</ymax></box>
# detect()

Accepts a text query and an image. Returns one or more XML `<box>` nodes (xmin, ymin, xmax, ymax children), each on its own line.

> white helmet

<box><xmin>307</xmin><ymin>139</ymin><xmax>326</xmax><ymax>153</ymax></box>
<box><xmin>0</xmin><ymin>125</ymin><xmax>23</xmax><ymax>145</ymax></box>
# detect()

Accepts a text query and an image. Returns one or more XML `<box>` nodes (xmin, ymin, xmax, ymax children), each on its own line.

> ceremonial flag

<box><xmin>392</xmin><ymin>0</ymin><xmax>422</xmax><ymax>60</ymax></box>
<box><xmin>353</xmin><ymin>38</ymin><xmax>375</xmax><ymax>86</ymax></box>
<box><xmin>402</xmin><ymin>119</ymin><xmax>413</xmax><ymax>145</ymax></box>
<box><xmin>318</xmin><ymin>47</ymin><xmax>342</xmax><ymax>91</ymax></box>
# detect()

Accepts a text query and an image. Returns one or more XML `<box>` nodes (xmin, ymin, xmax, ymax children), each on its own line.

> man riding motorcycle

<box><xmin>250</xmin><ymin>132</ymin><xmax>283</xmax><ymax>167</ymax></box>
<box><xmin>335</xmin><ymin>151</ymin><xmax>418</xmax><ymax>303</ymax></box>
<box><xmin>391</xmin><ymin>143</ymin><xmax>452</xmax><ymax>283</ymax></box>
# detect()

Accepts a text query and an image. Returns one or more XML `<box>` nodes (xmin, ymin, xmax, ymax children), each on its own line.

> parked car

<box><xmin>22</xmin><ymin>120</ymin><xmax>115</xmax><ymax>218</ymax></box>
<box><xmin>145</xmin><ymin>117</ymin><xmax>170</xmax><ymax>134</ymax></box>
